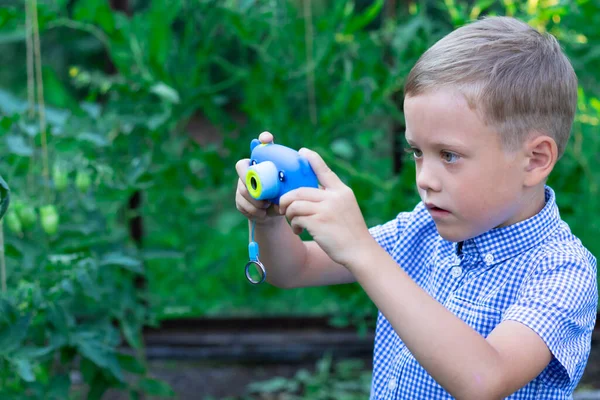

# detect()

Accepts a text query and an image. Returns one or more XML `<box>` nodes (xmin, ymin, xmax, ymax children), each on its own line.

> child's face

<box><xmin>404</xmin><ymin>89</ymin><xmax>529</xmax><ymax>242</ymax></box>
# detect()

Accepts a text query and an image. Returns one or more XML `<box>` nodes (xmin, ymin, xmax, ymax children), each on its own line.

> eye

<box><xmin>278</xmin><ymin>171</ymin><xmax>285</xmax><ymax>182</ymax></box>
<box><xmin>441</xmin><ymin>151</ymin><xmax>460</xmax><ymax>164</ymax></box>
<box><xmin>251</xmin><ymin>159</ymin><xmax>257</xmax><ymax>165</ymax></box>
<box><xmin>404</xmin><ymin>147</ymin><xmax>423</xmax><ymax>159</ymax></box>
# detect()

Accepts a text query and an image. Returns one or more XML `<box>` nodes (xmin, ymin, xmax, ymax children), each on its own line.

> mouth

<box><xmin>425</xmin><ymin>203</ymin><xmax>451</xmax><ymax>216</ymax></box>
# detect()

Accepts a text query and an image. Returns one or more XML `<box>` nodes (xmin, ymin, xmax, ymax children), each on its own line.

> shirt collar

<box><xmin>455</xmin><ymin>186</ymin><xmax>561</xmax><ymax>267</ymax></box>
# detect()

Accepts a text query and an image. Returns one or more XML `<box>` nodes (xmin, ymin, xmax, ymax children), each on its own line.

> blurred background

<box><xmin>0</xmin><ymin>0</ymin><xmax>598</xmax><ymax>399</ymax></box>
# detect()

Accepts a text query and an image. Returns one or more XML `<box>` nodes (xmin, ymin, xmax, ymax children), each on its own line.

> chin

<box><xmin>434</xmin><ymin>225</ymin><xmax>476</xmax><ymax>243</ymax></box>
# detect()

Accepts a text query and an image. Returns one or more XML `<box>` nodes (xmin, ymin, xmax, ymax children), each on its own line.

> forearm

<box><xmin>349</xmin><ymin>239</ymin><xmax>503</xmax><ymax>400</ymax></box>
<box><xmin>250</xmin><ymin>217</ymin><xmax>307</xmax><ymax>288</ymax></box>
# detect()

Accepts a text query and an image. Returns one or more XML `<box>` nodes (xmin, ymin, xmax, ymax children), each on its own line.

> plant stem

<box><xmin>0</xmin><ymin>219</ymin><xmax>6</xmax><ymax>293</ymax></box>
<box><xmin>304</xmin><ymin>0</ymin><xmax>317</xmax><ymax>126</ymax></box>
<box><xmin>25</xmin><ymin>0</ymin><xmax>36</xmax><ymax>193</ymax></box>
<box><xmin>31</xmin><ymin>0</ymin><xmax>50</xmax><ymax>202</ymax></box>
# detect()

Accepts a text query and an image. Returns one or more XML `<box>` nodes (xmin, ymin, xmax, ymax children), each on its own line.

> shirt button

<box><xmin>451</xmin><ymin>266</ymin><xmax>462</xmax><ymax>278</ymax></box>
<box><xmin>451</xmin><ymin>254</ymin><xmax>461</xmax><ymax>265</ymax></box>
<box><xmin>484</xmin><ymin>253</ymin><xmax>494</xmax><ymax>264</ymax></box>
<box><xmin>388</xmin><ymin>377</ymin><xmax>398</xmax><ymax>391</ymax></box>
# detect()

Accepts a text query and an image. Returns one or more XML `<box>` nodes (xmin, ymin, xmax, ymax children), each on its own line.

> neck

<box><xmin>497</xmin><ymin>185</ymin><xmax>546</xmax><ymax>228</ymax></box>
<box><xmin>516</xmin><ymin>185</ymin><xmax>547</xmax><ymax>222</ymax></box>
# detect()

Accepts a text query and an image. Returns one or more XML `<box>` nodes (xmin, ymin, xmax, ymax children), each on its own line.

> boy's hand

<box><xmin>235</xmin><ymin>131</ymin><xmax>283</xmax><ymax>225</ymax></box>
<box><xmin>278</xmin><ymin>148</ymin><xmax>373</xmax><ymax>267</ymax></box>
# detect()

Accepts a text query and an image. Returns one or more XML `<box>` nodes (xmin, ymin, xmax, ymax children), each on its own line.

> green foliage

<box><xmin>0</xmin><ymin>89</ymin><xmax>170</xmax><ymax>396</ymax></box>
<box><xmin>206</xmin><ymin>354</ymin><xmax>371</xmax><ymax>400</ymax></box>
<box><xmin>0</xmin><ymin>0</ymin><xmax>598</xmax><ymax>397</ymax></box>
<box><xmin>245</xmin><ymin>355</ymin><xmax>371</xmax><ymax>400</ymax></box>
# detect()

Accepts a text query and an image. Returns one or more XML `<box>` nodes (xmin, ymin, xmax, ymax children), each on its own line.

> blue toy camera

<box><xmin>245</xmin><ymin>139</ymin><xmax>318</xmax><ymax>205</ymax></box>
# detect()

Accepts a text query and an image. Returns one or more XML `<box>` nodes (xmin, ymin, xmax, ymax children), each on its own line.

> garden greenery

<box><xmin>0</xmin><ymin>0</ymin><xmax>597</xmax><ymax>397</ymax></box>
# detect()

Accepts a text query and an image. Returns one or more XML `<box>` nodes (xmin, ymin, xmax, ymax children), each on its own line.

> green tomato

<box><xmin>75</xmin><ymin>170</ymin><xmax>92</xmax><ymax>192</ymax></box>
<box><xmin>17</xmin><ymin>204</ymin><xmax>37</xmax><ymax>229</ymax></box>
<box><xmin>4</xmin><ymin>210</ymin><xmax>23</xmax><ymax>235</ymax></box>
<box><xmin>52</xmin><ymin>163</ymin><xmax>69</xmax><ymax>191</ymax></box>
<box><xmin>39</xmin><ymin>205</ymin><xmax>59</xmax><ymax>235</ymax></box>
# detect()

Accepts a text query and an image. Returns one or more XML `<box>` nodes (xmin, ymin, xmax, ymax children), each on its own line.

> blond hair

<box><xmin>404</xmin><ymin>16</ymin><xmax>577</xmax><ymax>157</ymax></box>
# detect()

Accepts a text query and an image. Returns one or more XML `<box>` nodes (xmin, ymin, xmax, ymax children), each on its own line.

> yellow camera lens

<box><xmin>246</xmin><ymin>169</ymin><xmax>263</xmax><ymax>199</ymax></box>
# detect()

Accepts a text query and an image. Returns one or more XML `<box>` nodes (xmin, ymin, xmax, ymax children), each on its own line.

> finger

<box><xmin>259</xmin><ymin>131</ymin><xmax>274</xmax><ymax>144</ymax></box>
<box><xmin>284</xmin><ymin>200</ymin><xmax>318</xmax><ymax>222</ymax></box>
<box><xmin>279</xmin><ymin>188</ymin><xmax>325</xmax><ymax>215</ymax></box>
<box><xmin>238</xmin><ymin>179</ymin><xmax>271</xmax><ymax>209</ymax></box>
<box><xmin>236</xmin><ymin>191</ymin><xmax>267</xmax><ymax>220</ymax></box>
<box><xmin>298</xmin><ymin>148</ymin><xmax>344</xmax><ymax>190</ymax></box>
<box><xmin>290</xmin><ymin>216</ymin><xmax>307</xmax><ymax>235</ymax></box>
<box><xmin>266</xmin><ymin>204</ymin><xmax>281</xmax><ymax>217</ymax></box>
<box><xmin>236</xmin><ymin>158</ymin><xmax>250</xmax><ymax>180</ymax></box>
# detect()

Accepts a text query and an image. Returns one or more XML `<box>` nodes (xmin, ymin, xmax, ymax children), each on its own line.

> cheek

<box><xmin>453</xmin><ymin>163</ymin><xmax>512</xmax><ymax>213</ymax></box>
<box><xmin>462</xmin><ymin>164</ymin><xmax>520</xmax><ymax>220</ymax></box>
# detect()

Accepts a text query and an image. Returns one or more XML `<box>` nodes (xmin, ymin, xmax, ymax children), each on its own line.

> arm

<box><xmin>251</xmin><ymin>218</ymin><xmax>355</xmax><ymax>288</ymax></box>
<box><xmin>350</xmin><ymin>239</ymin><xmax>552</xmax><ymax>400</ymax></box>
<box><xmin>236</xmin><ymin>146</ymin><xmax>353</xmax><ymax>288</ymax></box>
<box><xmin>236</xmin><ymin>131</ymin><xmax>353</xmax><ymax>288</ymax></box>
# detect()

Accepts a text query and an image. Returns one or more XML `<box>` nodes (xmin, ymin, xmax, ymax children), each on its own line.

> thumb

<box><xmin>299</xmin><ymin>148</ymin><xmax>343</xmax><ymax>190</ymax></box>
<box><xmin>235</xmin><ymin>158</ymin><xmax>250</xmax><ymax>180</ymax></box>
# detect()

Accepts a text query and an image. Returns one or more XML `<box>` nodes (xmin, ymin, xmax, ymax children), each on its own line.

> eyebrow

<box><xmin>405</xmin><ymin>136</ymin><xmax>467</xmax><ymax>150</ymax></box>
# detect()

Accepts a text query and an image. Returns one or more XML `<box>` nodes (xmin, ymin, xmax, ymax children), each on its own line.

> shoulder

<box><xmin>502</xmin><ymin>225</ymin><xmax>597</xmax><ymax>388</ymax></box>
<box><xmin>533</xmin><ymin>220</ymin><xmax>597</xmax><ymax>278</ymax></box>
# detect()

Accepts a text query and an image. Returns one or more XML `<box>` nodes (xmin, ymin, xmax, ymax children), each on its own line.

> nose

<box><xmin>416</xmin><ymin>160</ymin><xmax>441</xmax><ymax>193</ymax></box>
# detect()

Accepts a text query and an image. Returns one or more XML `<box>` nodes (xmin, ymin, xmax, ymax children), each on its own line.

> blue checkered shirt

<box><xmin>367</xmin><ymin>186</ymin><xmax>597</xmax><ymax>399</ymax></box>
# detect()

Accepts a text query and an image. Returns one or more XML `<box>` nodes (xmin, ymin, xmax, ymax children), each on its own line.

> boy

<box><xmin>234</xmin><ymin>16</ymin><xmax>597</xmax><ymax>399</ymax></box>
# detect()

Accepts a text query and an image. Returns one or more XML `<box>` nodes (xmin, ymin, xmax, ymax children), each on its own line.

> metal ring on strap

<box><xmin>245</xmin><ymin>260</ymin><xmax>266</xmax><ymax>285</ymax></box>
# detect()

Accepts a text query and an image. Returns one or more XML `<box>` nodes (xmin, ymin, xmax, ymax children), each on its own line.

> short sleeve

<box><xmin>368</xmin><ymin>212</ymin><xmax>411</xmax><ymax>255</ymax></box>
<box><xmin>502</xmin><ymin>251</ymin><xmax>598</xmax><ymax>388</ymax></box>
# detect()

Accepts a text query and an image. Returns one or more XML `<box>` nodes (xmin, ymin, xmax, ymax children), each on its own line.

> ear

<box><xmin>250</xmin><ymin>139</ymin><xmax>261</xmax><ymax>153</ymax></box>
<box><xmin>523</xmin><ymin>134</ymin><xmax>558</xmax><ymax>187</ymax></box>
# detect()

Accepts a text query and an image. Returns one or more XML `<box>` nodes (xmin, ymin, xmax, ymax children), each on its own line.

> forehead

<box><xmin>403</xmin><ymin>89</ymin><xmax>496</xmax><ymax>146</ymax></box>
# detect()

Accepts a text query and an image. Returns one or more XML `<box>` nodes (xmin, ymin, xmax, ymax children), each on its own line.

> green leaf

<box><xmin>73</xmin><ymin>331</ymin><xmax>123</xmax><ymax>381</ymax></box>
<box><xmin>150</xmin><ymin>82</ymin><xmax>180</xmax><ymax>104</ymax></box>
<box><xmin>0</xmin><ymin>174</ymin><xmax>10</xmax><ymax>220</ymax></box>
<box><xmin>248</xmin><ymin>376</ymin><xmax>294</xmax><ymax>393</ymax></box>
<box><xmin>73</xmin><ymin>0</ymin><xmax>115</xmax><ymax>33</ymax></box>
<box><xmin>138</xmin><ymin>378</ymin><xmax>175</xmax><ymax>397</ymax></box>
<box><xmin>149</xmin><ymin>0</ymin><xmax>182</xmax><ymax>24</ymax></box>
<box><xmin>127</xmin><ymin>153</ymin><xmax>152</xmax><ymax>186</ymax></box>
<box><xmin>11</xmin><ymin>357</ymin><xmax>35</xmax><ymax>382</ymax></box>
<box><xmin>117</xmin><ymin>353</ymin><xmax>146</xmax><ymax>374</ymax></box>
<box><xmin>12</xmin><ymin>345</ymin><xmax>53</xmax><ymax>360</ymax></box>
<box><xmin>330</xmin><ymin>138</ymin><xmax>355</xmax><ymax>159</ymax></box>
<box><xmin>47</xmin><ymin>374</ymin><xmax>71</xmax><ymax>399</ymax></box>
<box><xmin>75</xmin><ymin>268</ymin><xmax>100</xmax><ymax>301</ymax></box>
<box><xmin>121</xmin><ymin>313</ymin><xmax>142</xmax><ymax>349</ymax></box>
<box><xmin>141</xmin><ymin>250</ymin><xmax>185</xmax><ymax>260</ymax></box>
<box><xmin>6</xmin><ymin>135</ymin><xmax>33</xmax><ymax>156</ymax></box>
<box><xmin>0</xmin><ymin>29</ymin><xmax>26</xmax><ymax>44</ymax></box>
<box><xmin>147</xmin><ymin>0</ymin><xmax>180</xmax><ymax>70</ymax></box>
<box><xmin>0</xmin><ymin>89</ymin><xmax>27</xmax><ymax>115</ymax></box>
<box><xmin>0</xmin><ymin>314</ymin><xmax>31</xmax><ymax>356</ymax></box>
<box><xmin>99</xmin><ymin>253</ymin><xmax>143</xmax><ymax>273</ymax></box>
<box><xmin>344</xmin><ymin>0</ymin><xmax>384</xmax><ymax>34</ymax></box>
<box><xmin>87</xmin><ymin>374</ymin><xmax>111</xmax><ymax>400</ymax></box>
<box><xmin>42</xmin><ymin>65</ymin><xmax>81</xmax><ymax>112</ymax></box>
<box><xmin>80</xmin><ymin>356</ymin><xmax>99</xmax><ymax>384</ymax></box>
<box><xmin>78</xmin><ymin>132</ymin><xmax>109</xmax><ymax>147</ymax></box>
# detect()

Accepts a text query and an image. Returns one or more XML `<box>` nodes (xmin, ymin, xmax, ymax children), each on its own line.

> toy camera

<box><xmin>245</xmin><ymin>139</ymin><xmax>318</xmax><ymax>205</ymax></box>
